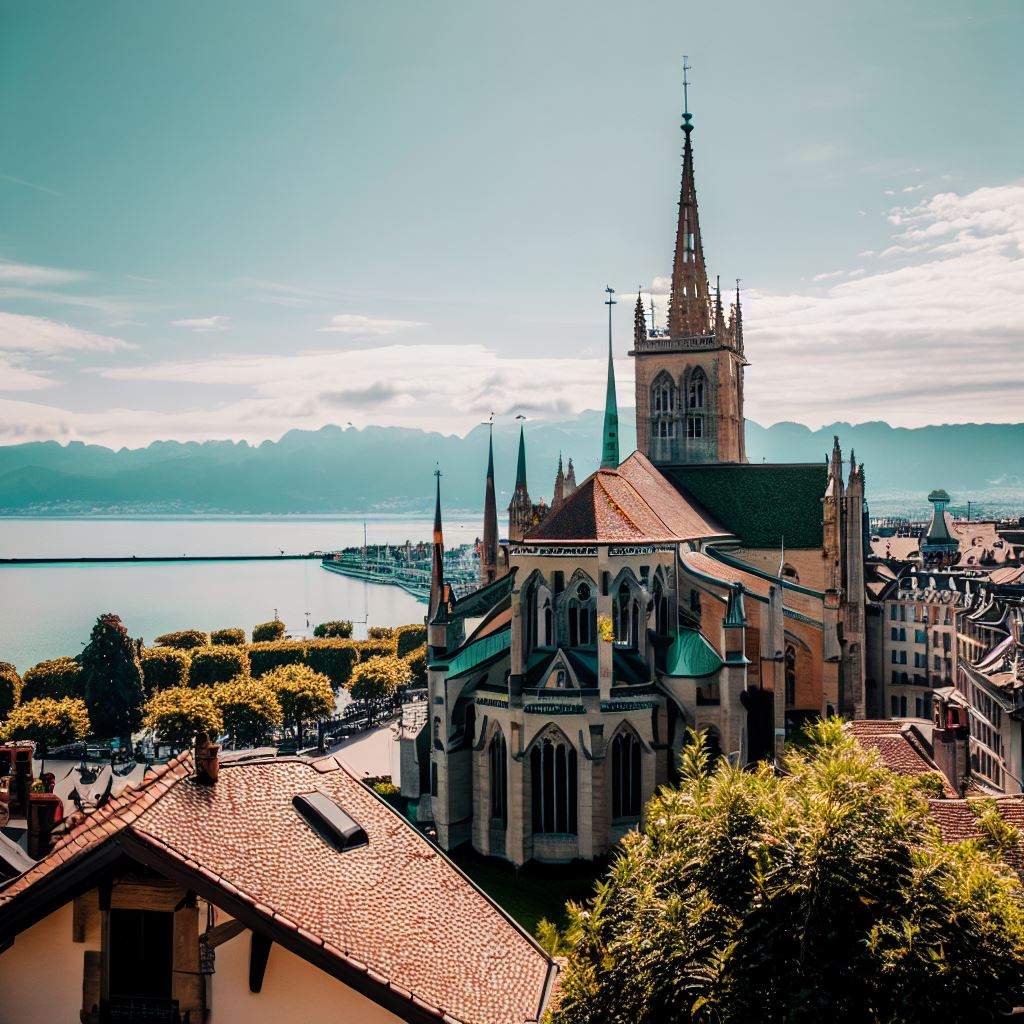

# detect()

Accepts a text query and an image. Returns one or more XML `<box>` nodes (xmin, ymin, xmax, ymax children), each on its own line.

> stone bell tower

<box><xmin>630</xmin><ymin>59</ymin><xmax>746</xmax><ymax>466</ymax></box>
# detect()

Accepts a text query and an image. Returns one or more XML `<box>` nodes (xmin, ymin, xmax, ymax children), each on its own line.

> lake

<box><xmin>0</xmin><ymin>515</ymin><xmax>490</xmax><ymax>671</ymax></box>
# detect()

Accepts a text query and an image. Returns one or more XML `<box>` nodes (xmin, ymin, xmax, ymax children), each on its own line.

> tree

<box><xmin>142</xmin><ymin>686</ymin><xmax>222</xmax><ymax>751</ymax></box>
<box><xmin>213</xmin><ymin>677</ymin><xmax>282</xmax><ymax>748</ymax></box>
<box><xmin>2</xmin><ymin>697</ymin><xmax>90</xmax><ymax>757</ymax></box>
<box><xmin>188</xmin><ymin>645</ymin><xmax>250</xmax><ymax>687</ymax></box>
<box><xmin>153</xmin><ymin>629</ymin><xmax>210</xmax><ymax>650</ymax></box>
<box><xmin>402</xmin><ymin>646</ymin><xmax>427</xmax><ymax>687</ymax></box>
<box><xmin>262</xmin><ymin>664</ymin><xmax>334</xmax><ymax>744</ymax></box>
<box><xmin>0</xmin><ymin>661</ymin><xmax>21</xmax><ymax>719</ymax></box>
<box><xmin>313</xmin><ymin>620</ymin><xmax>353</xmax><ymax>639</ymax></box>
<box><xmin>551</xmin><ymin>720</ymin><xmax>1024</xmax><ymax>1024</ymax></box>
<box><xmin>304</xmin><ymin>639</ymin><xmax>360</xmax><ymax>689</ymax></box>
<box><xmin>140</xmin><ymin>646</ymin><xmax>191</xmax><ymax>693</ymax></box>
<box><xmin>80</xmin><ymin>613</ymin><xmax>146</xmax><ymax>744</ymax></box>
<box><xmin>348</xmin><ymin>655</ymin><xmax>404</xmax><ymax>723</ymax></box>
<box><xmin>252</xmin><ymin>619</ymin><xmax>285</xmax><ymax>643</ymax></box>
<box><xmin>21</xmin><ymin>656</ymin><xmax>84</xmax><ymax>702</ymax></box>
<box><xmin>210</xmin><ymin>627</ymin><xmax>246</xmax><ymax>646</ymax></box>
<box><xmin>395</xmin><ymin>624</ymin><xmax>427</xmax><ymax>657</ymax></box>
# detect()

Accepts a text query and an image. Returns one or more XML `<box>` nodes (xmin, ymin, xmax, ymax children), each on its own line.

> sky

<box><xmin>1</xmin><ymin>0</ymin><xmax>1022</xmax><ymax>448</ymax></box>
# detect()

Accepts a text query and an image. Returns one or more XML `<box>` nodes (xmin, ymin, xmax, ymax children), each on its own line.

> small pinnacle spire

<box><xmin>714</xmin><ymin>275</ymin><xmax>725</xmax><ymax>335</ymax></box>
<box><xmin>634</xmin><ymin>289</ymin><xmax>647</xmax><ymax>345</ymax></box>
<box><xmin>429</xmin><ymin>466</ymin><xmax>445</xmax><ymax>617</ymax></box>
<box><xmin>734</xmin><ymin>278</ymin><xmax>744</xmax><ymax>350</ymax></box>
<box><xmin>601</xmin><ymin>286</ymin><xmax>620</xmax><ymax>469</ymax></box>
<box><xmin>481</xmin><ymin>419</ymin><xmax>498</xmax><ymax>584</ymax></box>
<box><xmin>515</xmin><ymin>420</ymin><xmax>528</xmax><ymax>491</ymax></box>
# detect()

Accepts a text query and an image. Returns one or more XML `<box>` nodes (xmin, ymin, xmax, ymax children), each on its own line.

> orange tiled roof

<box><xmin>928</xmin><ymin>797</ymin><xmax>1024</xmax><ymax>877</ymax></box>
<box><xmin>681</xmin><ymin>549</ymin><xmax>774</xmax><ymax>600</ymax></box>
<box><xmin>847</xmin><ymin>721</ymin><xmax>957</xmax><ymax>798</ymax></box>
<box><xmin>0</xmin><ymin>753</ymin><xmax>554</xmax><ymax>1024</ymax></box>
<box><xmin>528</xmin><ymin>452</ymin><xmax>726</xmax><ymax>544</ymax></box>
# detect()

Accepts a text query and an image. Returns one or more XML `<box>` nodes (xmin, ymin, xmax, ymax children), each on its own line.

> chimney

<box><xmin>931</xmin><ymin>694</ymin><xmax>969</xmax><ymax>795</ymax></box>
<box><xmin>194</xmin><ymin>735</ymin><xmax>221</xmax><ymax>785</ymax></box>
<box><xmin>27</xmin><ymin>790</ymin><xmax>64</xmax><ymax>859</ymax></box>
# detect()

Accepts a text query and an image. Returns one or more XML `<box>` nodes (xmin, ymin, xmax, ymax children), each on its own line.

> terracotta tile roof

<box><xmin>0</xmin><ymin>753</ymin><xmax>554</xmax><ymax>1024</ymax></box>
<box><xmin>528</xmin><ymin>452</ymin><xmax>726</xmax><ymax>544</ymax></box>
<box><xmin>681</xmin><ymin>549</ymin><xmax>774</xmax><ymax>600</ymax></box>
<box><xmin>928</xmin><ymin>797</ymin><xmax>1024</xmax><ymax>877</ymax></box>
<box><xmin>847</xmin><ymin>721</ymin><xmax>958</xmax><ymax>798</ymax></box>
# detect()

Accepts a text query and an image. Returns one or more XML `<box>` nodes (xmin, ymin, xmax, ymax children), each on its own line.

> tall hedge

<box><xmin>210</xmin><ymin>627</ymin><xmax>246</xmax><ymax>646</ymax></box>
<box><xmin>313</xmin><ymin>620</ymin><xmax>353</xmax><ymax>639</ymax></box>
<box><xmin>304</xmin><ymin>640</ymin><xmax>360</xmax><ymax>689</ymax></box>
<box><xmin>248</xmin><ymin>640</ymin><xmax>307</xmax><ymax>678</ymax></box>
<box><xmin>189</xmin><ymin>645</ymin><xmax>250</xmax><ymax>688</ymax></box>
<box><xmin>395</xmin><ymin>624</ymin><xmax>427</xmax><ymax>657</ymax></box>
<box><xmin>21</xmin><ymin>657</ymin><xmax>85</xmax><ymax>702</ymax></box>
<box><xmin>0</xmin><ymin>661</ymin><xmax>22</xmax><ymax>719</ymax></box>
<box><xmin>141</xmin><ymin>647</ymin><xmax>191</xmax><ymax>693</ymax></box>
<box><xmin>403</xmin><ymin>646</ymin><xmax>428</xmax><ymax>687</ymax></box>
<box><xmin>367</xmin><ymin>626</ymin><xmax>396</xmax><ymax>642</ymax></box>
<box><xmin>252</xmin><ymin>619</ymin><xmax>285</xmax><ymax>643</ymax></box>
<box><xmin>354</xmin><ymin>639</ymin><xmax>396</xmax><ymax>660</ymax></box>
<box><xmin>154</xmin><ymin>629</ymin><xmax>210</xmax><ymax>650</ymax></box>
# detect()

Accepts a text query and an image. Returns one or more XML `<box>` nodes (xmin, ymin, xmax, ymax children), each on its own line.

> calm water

<box><xmin>0</xmin><ymin>516</ymin><xmax>487</xmax><ymax>671</ymax></box>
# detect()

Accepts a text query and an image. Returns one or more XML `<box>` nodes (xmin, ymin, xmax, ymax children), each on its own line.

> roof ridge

<box><xmin>593</xmin><ymin>471</ymin><xmax>656</xmax><ymax>537</ymax></box>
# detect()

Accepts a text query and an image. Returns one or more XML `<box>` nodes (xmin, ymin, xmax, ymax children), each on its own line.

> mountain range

<box><xmin>0</xmin><ymin>414</ymin><xmax>1021</xmax><ymax>516</ymax></box>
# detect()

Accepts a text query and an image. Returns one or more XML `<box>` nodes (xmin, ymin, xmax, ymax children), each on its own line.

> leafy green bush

<box><xmin>210</xmin><ymin>627</ymin><xmax>246</xmax><ymax>646</ymax></box>
<box><xmin>367</xmin><ymin>625</ymin><xmax>396</xmax><ymax>642</ymax></box>
<box><xmin>551</xmin><ymin>720</ymin><xmax>1024</xmax><ymax>1024</ymax></box>
<box><xmin>140</xmin><ymin>647</ymin><xmax>191</xmax><ymax>693</ymax></box>
<box><xmin>348</xmin><ymin>655</ymin><xmax>404</xmax><ymax>707</ymax></box>
<box><xmin>142</xmin><ymin>686</ymin><xmax>222</xmax><ymax>750</ymax></box>
<box><xmin>252</xmin><ymin>619</ymin><xmax>285</xmax><ymax>643</ymax></box>
<box><xmin>354</xmin><ymin>639</ymin><xmax>395</xmax><ymax>660</ymax></box>
<box><xmin>304</xmin><ymin>639</ymin><xmax>360</xmax><ymax>689</ymax></box>
<box><xmin>370</xmin><ymin>779</ymin><xmax>402</xmax><ymax>809</ymax></box>
<box><xmin>403</xmin><ymin>646</ymin><xmax>428</xmax><ymax>687</ymax></box>
<box><xmin>213</xmin><ymin>677</ymin><xmax>281</xmax><ymax>748</ymax></box>
<box><xmin>2</xmin><ymin>697</ymin><xmax>91</xmax><ymax>754</ymax></box>
<box><xmin>313</xmin><ymin>620</ymin><xmax>353</xmax><ymax>639</ymax></box>
<box><xmin>0</xmin><ymin>661</ymin><xmax>21</xmax><ymax>718</ymax></box>
<box><xmin>21</xmin><ymin>657</ymin><xmax>84</xmax><ymax>702</ymax></box>
<box><xmin>395</xmin><ymin>623</ymin><xmax>427</xmax><ymax>657</ymax></box>
<box><xmin>153</xmin><ymin>629</ymin><xmax>210</xmax><ymax>650</ymax></box>
<box><xmin>262</xmin><ymin>664</ymin><xmax>334</xmax><ymax>740</ymax></box>
<box><xmin>248</xmin><ymin>640</ymin><xmax>307</xmax><ymax>677</ymax></box>
<box><xmin>189</xmin><ymin>645</ymin><xmax>250</xmax><ymax>688</ymax></box>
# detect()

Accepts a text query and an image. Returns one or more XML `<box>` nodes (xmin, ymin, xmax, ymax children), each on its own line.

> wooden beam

<box><xmin>249</xmin><ymin>931</ymin><xmax>272</xmax><ymax>993</ymax></box>
<box><xmin>206</xmin><ymin>918</ymin><xmax>246</xmax><ymax>949</ymax></box>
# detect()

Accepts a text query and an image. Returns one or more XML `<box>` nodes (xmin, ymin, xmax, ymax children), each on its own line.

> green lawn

<box><xmin>451</xmin><ymin>847</ymin><xmax>608</xmax><ymax>934</ymax></box>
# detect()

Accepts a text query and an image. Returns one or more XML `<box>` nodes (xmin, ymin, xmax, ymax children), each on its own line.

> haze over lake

<box><xmin>0</xmin><ymin>515</ymin><xmax>490</xmax><ymax>671</ymax></box>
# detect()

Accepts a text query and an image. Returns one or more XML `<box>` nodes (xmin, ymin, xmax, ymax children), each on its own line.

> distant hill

<box><xmin>0</xmin><ymin>414</ymin><xmax>1020</xmax><ymax>515</ymax></box>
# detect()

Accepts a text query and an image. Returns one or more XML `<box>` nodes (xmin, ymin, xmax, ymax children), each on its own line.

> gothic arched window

<box><xmin>785</xmin><ymin>644</ymin><xmax>797</xmax><ymax>706</ymax></box>
<box><xmin>653</xmin><ymin>577</ymin><xmax>668</xmax><ymax>636</ymax></box>
<box><xmin>543</xmin><ymin>599</ymin><xmax>553</xmax><ymax>647</ymax></box>
<box><xmin>489</xmin><ymin>730</ymin><xmax>507</xmax><ymax>825</ymax></box>
<box><xmin>651</xmin><ymin>373</ymin><xmax>676</xmax><ymax>439</ymax></box>
<box><xmin>611</xmin><ymin>729</ymin><xmax>643</xmax><ymax>819</ymax></box>
<box><xmin>568</xmin><ymin>581</ymin><xmax>595</xmax><ymax>648</ymax></box>
<box><xmin>616</xmin><ymin>581</ymin><xmax>631</xmax><ymax>645</ymax></box>
<box><xmin>530</xmin><ymin>734</ymin><xmax>578</xmax><ymax>835</ymax></box>
<box><xmin>688</xmin><ymin>368</ymin><xmax>706</xmax><ymax>409</ymax></box>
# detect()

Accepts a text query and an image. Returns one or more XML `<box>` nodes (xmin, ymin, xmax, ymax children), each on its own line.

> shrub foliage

<box><xmin>248</xmin><ymin>640</ymin><xmax>307</xmax><ymax>677</ymax></box>
<box><xmin>550</xmin><ymin>720</ymin><xmax>1024</xmax><ymax>1024</ymax></box>
<box><xmin>153</xmin><ymin>629</ymin><xmax>210</xmax><ymax>650</ymax></box>
<box><xmin>304</xmin><ymin>639</ymin><xmax>360</xmax><ymax>689</ymax></box>
<box><xmin>140</xmin><ymin>647</ymin><xmax>190</xmax><ymax>693</ymax></box>
<box><xmin>189</xmin><ymin>645</ymin><xmax>250</xmax><ymax>688</ymax></box>
<box><xmin>143</xmin><ymin>686</ymin><xmax>222</xmax><ymax>750</ymax></box>
<box><xmin>395</xmin><ymin>624</ymin><xmax>427</xmax><ymax>657</ymax></box>
<box><xmin>2</xmin><ymin>697</ymin><xmax>91</xmax><ymax>754</ymax></box>
<box><xmin>213</xmin><ymin>677</ymin><xmax>281</xmax><ymax>748</ymax></box>
<box><xmin>81</xmin><ymin>613</ymin><xmax>146</xmax><ymax>741</ymax></box>
<box><xmin>0</xmin><ymin>661</ymin><xmax>22</xmax><ymax>718</ymax></box>
<box><xmin>252</xmin><ymin>619</ymin><xmax>285</xmax><ymax>643</ymax></box>
<box><xmin>262</xmin><ymin>664</ymin><xmax>334</xmax><ymax>739</ymax></box>
<box><xmin>210</xmin><ymin>627</ymin><xmax>246</xmax><ymax>646</ymax></box>
<box><xmin>21</xmin><ymin>657</ymin><xmax>84</xmax><ymax>702</ymax></box>
<box><xmin>313</xmin><ymin>620</ymin><xmax>353</xmax><ymax>639</ymax></box>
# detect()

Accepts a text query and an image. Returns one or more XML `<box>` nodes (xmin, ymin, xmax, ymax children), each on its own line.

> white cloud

<box><xmin>812</xmin><ymin>270</ymin><xmax>844</xmax><ymax>282</ymax></box>
<box><xmin>0</xmin><ymin>357</ymin><xmax>54</xmax><ymax>391</ymax></box>
<box><xmin>171</xmin><ymin>315</ymin><xmax>232</xmax><ymax>332</ymax></box>
<box><xmin>0</xmin><ymin>261</ymin><xmax>87</xmax><ymax>286</ymax></box>
<box><xmin>318</xmin><ymin>314</ymin><xmax>426</xmax><ymax>335</ymax></box>
<box><xmin>0</xmin><ymin>312</ymin><xmax>133</xmax><ymax>353</ymax></box>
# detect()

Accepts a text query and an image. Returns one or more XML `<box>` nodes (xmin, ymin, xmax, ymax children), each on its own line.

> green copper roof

<box><xmin>601</xmin><ymin>320</ymin><xmax>619</xmax><ymax>469</ymax></box>
<box><xmin>664</xmin><ymin>628</ymin><xmax>724</xmax><ymax>679</ymax></box>
<box><xmin>660</xmin><ymin>463</ymin><xmax>828</xmax><ymax>548</ymax></box>
<box><xmin>447</xmin><ymin>626</ymin><xmax>511</xmax><ymax>679</ymax></box>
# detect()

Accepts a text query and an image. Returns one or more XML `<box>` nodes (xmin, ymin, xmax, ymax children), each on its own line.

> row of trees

<box><xmin>1</xmin><ymin>614</ymin><xmax>428</xmax><ymax>756</ymax></box>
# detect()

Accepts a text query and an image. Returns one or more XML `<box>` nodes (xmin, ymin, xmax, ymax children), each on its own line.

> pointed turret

<box><xmin>480</xmin><ymin>425</ymin><xmax>498</xmax><ymax>585</ymax></box>
<box><xmin>668</xmin><ymin>72</ymin><xmax>712</xmax><ymax>339</ymax></box>
<box><xmin>601</xmin><ymin>287</ymin><xmax>620</xmax><ymax>469</ymax></box>
<box><xmin>429</xmin><ymin>468</ymin><xmax>445</xmax><ymax>619</ymax></box>
<box><xmin>733</xmin><ymin>280</ymin><xmax>744</xmax><ymax>351</ymax></box>
<box><xmin>552</xmin><ymin>453</ymin><xmax>566</xmax><ymax>511</ymax></box>
<box><xmin>508</xmin><ymin>421</ymin><xmax>534</xmax><ymax>543</ymax></box>
<box><xmin>634</xmin><ymin>289</ymin><xmax>647</xmax><ymax>347</ymax></box>
<box><xmin>565</xmin><ymin>458</ymin><xmax>577</xmax><ymax>495</ymax></box>
<box><xmin>714</xmin><ymin>275</ymin><xmax>726</xmax><ymax>337</ymax></box>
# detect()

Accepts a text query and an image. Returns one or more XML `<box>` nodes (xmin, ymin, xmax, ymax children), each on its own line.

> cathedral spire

<box><xmin>601</xmin><ymin>286</ymin><xmax>620</xmax><ymax>469</ymax></box>
<box><xmin>515</xmin><ymin>421</ymin><xmax>528</xmax><ymax>492</ymax></box>
<box><xmin>714</xmin><ymin>275</ymin><xmax>726</xmax><ymax>336</ymax></box>
<box><xmin>552</xmin><ymin>452</ymin><xmax>566</xmax><ymax>511</ymax></box>
<box><xmin>429</xmin><ymin>466</ymin><xmax>445</xmax><ymax>618</ymax></box>
<box><xmin>668</xmin><ymin>57</ymin><xmax>712</xmax><ymax>339</ymax></box>
<box><xmin>634</xmin><ymin>288</ymin><xmax>647</xmax><ymax>346</ymax></box>
<box><xmin>481</xmin><ymin>420</ymin><xmax>498</xmax><ymax>584</ymax></box>
<box><xmin>733</xmin><ymin>278</ymin><xmax>744</xmax><ymax>351</ymax></box>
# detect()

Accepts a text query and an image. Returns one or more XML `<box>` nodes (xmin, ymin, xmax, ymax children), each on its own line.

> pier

<box><xmin>0</xmin><ymin>553</ymin><xmax>324</xmax><ymax>565</ymax></box>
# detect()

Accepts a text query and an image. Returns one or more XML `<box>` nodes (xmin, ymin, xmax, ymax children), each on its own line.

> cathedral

<box><xmin>400</xmin><ymin>77</ymin><xmax>867</xmax><ymax>865</ymax></box>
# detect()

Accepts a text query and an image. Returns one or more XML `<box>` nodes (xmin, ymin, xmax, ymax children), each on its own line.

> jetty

<box><xmin>0</xmin><ymin>553</ymin><xmax>324</xmax><ymax>565</ymax></box>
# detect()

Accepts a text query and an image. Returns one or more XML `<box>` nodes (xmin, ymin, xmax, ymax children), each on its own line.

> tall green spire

<box><xmin>601</xmin><ymin>285</ymin><xmax>619</xmax><ymax>469</ymax></box>
<box><xmin>515</xmin><ymin>422</ymin><xmax>528</xmax><ymax>490</ymax></box>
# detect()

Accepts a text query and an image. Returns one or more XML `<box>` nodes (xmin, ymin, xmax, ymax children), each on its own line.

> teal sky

<box><xmin>1</xmin><ymin>1</ymin><xmax>1022</xmax><ymax>446</ymax></box>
